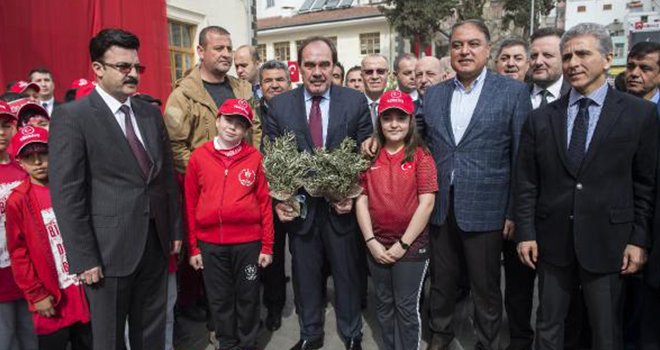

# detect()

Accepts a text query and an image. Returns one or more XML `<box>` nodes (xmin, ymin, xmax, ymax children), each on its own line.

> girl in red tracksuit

<box><xmin>185</xmin><ymin>98</ymin><xmax>273</xmax><ymax>350</ymax></box>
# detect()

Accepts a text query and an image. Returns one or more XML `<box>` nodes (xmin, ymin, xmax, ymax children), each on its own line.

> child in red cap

<box><xmin>0</xmin><ymin>101</ymin><xmax>36</xmax><ymax>350</ymax></box>
<box><xmin>355</xmin><ymin>90</ymin><xmax>438</xmax><ymax>350</ymax></box>
<box><xmin>5</xmin><ymin>126</ymin><xmax>91</xmax><ymax>349</ymax></box>
<box><xmin>184</xmin><ymin>98</ymin><xmax>274</xmax><ymax>350</ymax></box>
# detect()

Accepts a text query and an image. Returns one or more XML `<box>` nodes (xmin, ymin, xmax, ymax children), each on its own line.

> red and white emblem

<box><xmin>390</xmin><ymin>90</ymin><xmax>402</xmax><ymax>98</ymax></box>
<box><xmin>21</xmin><ymin>126</ymin><xmax>35</xmax><ymax>135</ymax></box>
<box><xmin>401</xmin><ymin>162</ymin><xmax>413</xmax><ymax>172</ymax></box>
<box><xmin>238</xmin><ymin>168</ymin><xmax>256</xmax><ymax>187</ymax></box>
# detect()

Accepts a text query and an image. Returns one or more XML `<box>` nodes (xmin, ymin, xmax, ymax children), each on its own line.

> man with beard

<box><xmin>164</xmin><ymin>26</ymin><xmax>256</xmax><ymax>174</ymax></box>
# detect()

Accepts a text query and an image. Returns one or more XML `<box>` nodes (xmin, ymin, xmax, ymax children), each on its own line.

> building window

<box><xmin>295</xmin><ymin>39</ymin><xmax>305</xmax><ymax>54</ymax></box>
<box><xmin>274</xmin><ymin>41</ymin><xmax>290</xmax><ymax>61</ymax></box>
<box><xmin>603</xmin><ymin>3</ymin><xmax>612</xmax><ymax>10</ymax></box>
<box><xmin>168</xmin><ymin>20</ymin><xmax>196</xmax><ymax>86</ymax></box>
<box><xmin>614</xmin><ymin>43</ymin><xmax>625</xmax><ymax>58</ymax></box>
<box><xmin>577</xmin><ymin>5</ymin><xmax>586</xmax><ymax>12</ymax></box>
<box><xmin>256</xmin><ymin>44</ymin><xmax>267</xmax><ymax>61</ymax></box>
<box><xmin>360</xmin><ymin>32</ymin><xmax>380</xmax><ymax>55</ymax></box>
<box><xmin>267</xmin><ymin>0</ymin><xmax>275</xmax><ymax>7</ymax></box>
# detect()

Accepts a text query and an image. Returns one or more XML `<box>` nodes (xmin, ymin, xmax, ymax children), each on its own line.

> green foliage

<box><xmin>502</xmin><ymin>0</ymin><xmax>556</xmax><ymax>37</ymax></box>
<box><xmin>304</xmin><ymin>138</ymin><xmax>371</xmax><ymax>203</ymax></box>
<box><xmin>379</xmin><ymin>0</ymin><xmax>458</xmax><ymax>47</ymax></box>
<box><xmin>456</xmin><ymin>0</ymin><xmax>486</xmax><ymax>20</ymax></box>
<box><xmin>262</xmin><ymin>133</ymin><xmax>311</xmax><ymax>198</ymax></box>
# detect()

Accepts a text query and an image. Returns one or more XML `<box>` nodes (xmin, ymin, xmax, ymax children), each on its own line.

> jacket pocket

<box><xmin>610</xmin><ymin>207</ymin><xmax>634</xmax><ymax>224</ymax></box>
<box><xmin>92</xmin><ymin>215</ymin><xmax>118</xmax><ymax>228</ymax></box>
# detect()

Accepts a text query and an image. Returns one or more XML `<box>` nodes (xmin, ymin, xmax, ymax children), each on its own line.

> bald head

<box><xmin>415</xmin><ymin>56</ymin><xmax>442</xmax><ymax>96</ymax></box>
<box><xmin>234</xmin><ymin>45</ymin><xmax>260</xmax><ymax>84</ymax></box>
<box><xmin>439</xmin><ymin>56</ymin><xmax>456</xmax><ymax>81</ymax></box>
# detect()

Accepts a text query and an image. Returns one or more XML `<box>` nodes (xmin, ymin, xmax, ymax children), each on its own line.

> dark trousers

<box><xmin>503</xmin><ymin>239</ymin><xmax>536</xmax><ymax>350</ymax></box>
<box><xmin>289</xmin><ymin>221</ymin><xmax>362</xmax><ymax>342</ymax></box>
<box><xmin>640</xmin><ymin>282</ymin><xmax>660</xmax><ymax>350</ymax></box>
<box><xmin>200</xmin><ymin>240</ymin><xmax>261</xmax><ymax>350</ymax></box>
<box><xmin>38</xmin><ymin>322</ymin><xmax>92</xmax><ymax>350</ymax></box>
<box><xmin>503</xmin><ymin>241</ymin><xmax>590</xmax><ymax>350</ymax></box>
<box><xmin>85</xmin><ymin>225</ymin><xmax>168</xmax><ymax>350</ymax></box>
<box><xmin>428</xmin><ymin>208</ymin><xmax>503</xmax><ymax>350</ymax></box>
<box><xmin>368</xmin><ymin>256</ymin><xmax>428</xmax><ymax>350</ymax></box>
<box><xmin>623</xmin><ymin>275</ymin><xmax>644</xmax><ymax>350</ymax></box>
<box><xmin>262</xmin><ymin>219</ymin><xmax>287</xmax><ymax>313</ymax></box>
<box><xmin>536</xmin><ymin>260</ymin><xmax>623</xmax><ymax>350</ymax></box>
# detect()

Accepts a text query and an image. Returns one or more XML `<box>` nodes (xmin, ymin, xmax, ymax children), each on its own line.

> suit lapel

<box><xmin>88</xmin><ymin>91</ymin><xmax>148</xmax><ymax>180</ymax></box>
<box><xmin>325</xmin><ymin>86</ymin><xmax>345</xmax><ymax>150</ymax></box>
<box><xmin>455</xmin><ymin>71</ymin><xmax>491</xmax><ymax>146</ymax></box>
<box><xmin>440</xmin><ymin>84</ymin><xmax>457</xmax><ymax>146</ymax></box>
<box><xmin>579</xmin><ymin>88</ymin><xmax>623</xmax><ymax>174</ymax></box>
<box><xmin>292</xmin><ymin>88</ymin><xmax>314</xmax><ymax>152</ymax></box>
<box><xmin>131</xmin><ymin>101</ymin><xmax>159</xmax><ymax>181</ymax></box>
<box><xmin>548</xmin><ymin>95</ymin><xmax>574</xmax><ymax>177</ymax></box>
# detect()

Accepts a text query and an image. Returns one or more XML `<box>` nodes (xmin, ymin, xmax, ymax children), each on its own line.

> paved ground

<box><xmin>173</xmin><ymin>244</ymin><xmax>522</xmax><ymax>350</ymax></box>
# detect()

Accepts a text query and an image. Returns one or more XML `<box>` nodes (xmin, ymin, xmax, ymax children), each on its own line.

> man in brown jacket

<box><xmin>164</xmin><ymin>26</ymin><xmax>259</xmax><ymax>173</ymax></box>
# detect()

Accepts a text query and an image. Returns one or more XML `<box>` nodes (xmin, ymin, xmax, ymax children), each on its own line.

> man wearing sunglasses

<box><xmin>361</xmin><ymin>55</ymin><xmax>389</xmax><ymax>125</ymax></box>
<box><xmin>49</xmin><ymin>28</ymin><xmax>182</xmax><ymax>350</ymax></box>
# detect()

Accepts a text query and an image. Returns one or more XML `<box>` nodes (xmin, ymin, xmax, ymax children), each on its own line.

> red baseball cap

<box><xmin>10</xmin><ymin>81</ymin><xmax>41</xmax><ymax>94</ymax></box>
<box><xmin>70</xmin><ymin>78</ymin><xmax>93</xmax><ymax>89</ymax></box>
<box><xmin>378</xmin><ymin>90</ymin><xmax>414</xmax><ymax>116</ymax></box>
<box><xmin>0</xmin><ymin>101</ymin><xmax>17</xmax><ymax>121</ymax></box>
<box><xmin>217</xmin><ymin>98</ymin><xmax>254</xmax><ymax>125</ymax></box>
<box><xmin>11</xmin><ymin>126</ymin><xmax>48</xmax><ymax>159</ymax></box>
<box><xmin>9</xmin><ymin>98</ymin><xmax>49</xmax><ymax>120</ymax></box>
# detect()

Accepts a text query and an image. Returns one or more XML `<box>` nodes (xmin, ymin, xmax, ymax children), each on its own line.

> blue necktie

<box><xmin>567</xmin><ymin>98</ymin><xmax>591</xmax><ymax>173</ymax></box>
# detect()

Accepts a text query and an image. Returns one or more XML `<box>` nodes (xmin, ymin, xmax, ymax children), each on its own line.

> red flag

<box><xmin>288</xmin><ymin>61</ymin><xmax>300</xmax><ymax>82</ymax></box>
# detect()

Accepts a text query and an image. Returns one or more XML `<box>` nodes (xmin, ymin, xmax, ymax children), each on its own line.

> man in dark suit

<box><xmin>257</xmin><ymin>59</ymin><xmax>292</xmax><ymax>331</ymax></box>
<box><xmin>503</xmin><ymin>27</ymin><xmax>576</xmax><ymax>350</ymax></box>
<box><xmin>515</xmin><ymin>23</ymin><xmax>658</xmax><ymax>350</ymax></box>
<box><xmin>49</xmin><ymin>29</ymin><xmax>182</xmax><ymax>350</ymax></box>
<box><xmin>28</xmin><ymin>67</ymin><xmax>60</xmax><ymax>115</ymax></box>
<box><xmin>623</xmin><ymin>41</ymin><xmax>660</xmax><ymax>349</ymax></box>
<box><xmin>266</xmin><ymin>36</ymin><xmax>372</xmax><ymax>350</ymax></box>
<box><xmin>422</xmin><ymin>20</ymin><xmax>533</xmax><ymax>350</ymax></box>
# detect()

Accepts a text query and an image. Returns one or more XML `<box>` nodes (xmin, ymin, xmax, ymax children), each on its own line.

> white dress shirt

<box><xmin>450</xmin><ymin>68</ymin><xmax>487</xmax><ymax>144</ymax></box>
<box><xmin>41</xmin><ymin>97</ymin><xmax>55</xmax><ymax>115</ymax></box>
<box><xmin>95</xmin><ymin>86</ymin><xmax>146</xmax><ymax>147</ymax></box>
<box><xmin>304</xmin><ymin>87</ymin><xmax>331</xmax><ymax>146</ymax></box>
<box><xmin>531</xmin><ymin>75</ymin><xmax>564</xmax><ymax>109</ymax></box>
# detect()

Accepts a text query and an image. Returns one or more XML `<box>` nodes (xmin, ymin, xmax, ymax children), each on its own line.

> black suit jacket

<box><xmin>515</xmin><ymin>87</ymin><xmax>658</xmax><ymax>273</ymax></box>
<box><xmin>266</xmin><ymin>85</ymin><xmax>372</xmax><ymax>236</ymax></box>
<box><xmin>49</xmin><ymin>89</ymin><xmax>183</xmax><ymax>276</ymax></box>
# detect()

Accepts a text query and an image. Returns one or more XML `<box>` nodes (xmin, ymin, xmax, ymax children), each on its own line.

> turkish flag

<box><xmin>288</xmin><ymin>61</ymin><xmax>300</xmax><ymax>82</ymax></box>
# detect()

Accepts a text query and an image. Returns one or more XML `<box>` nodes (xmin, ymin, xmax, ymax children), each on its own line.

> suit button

<box><xmin>576</xmin><ymin>183</ymin><xmax>583</xmax><ymax>190</ymax></box>
<box><xmin>569</xmin><ymin>215</ymin><xmax>574</xmax><ymax>220</ymax></box>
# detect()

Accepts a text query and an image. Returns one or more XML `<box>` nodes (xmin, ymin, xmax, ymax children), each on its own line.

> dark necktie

<box><xmin>119</xmin><ymin>105</ymin><xmax>151</xmax><ymax>178</ymax></box>
<box><xmin>369</xmin><ymin>101</ymin><xmax>379</xmax><ymax>125</ymax></box>
<box><xmin>539</xmin><ymin>89</ymin><xmax>550</xmax><ymax>108</ymax></box>
<box><xmin>567</xmin><ymin>98</ymin><xmax>591</xmax><ymax>173</ymax></box>
<box><xmin>309</xmin><ymin>96</ymin><xmax>323</xmax><ymax>149</ymax></box>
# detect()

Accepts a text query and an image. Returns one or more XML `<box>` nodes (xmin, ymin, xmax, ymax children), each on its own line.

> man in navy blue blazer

<box><xmin>266</xmin><ymin>36</ymin><xmax>372</xmax><ymax>350</ymax></box>
<box><xmin>422</xmin><ymin>20</ymin><xmax>533</xmax><ymax>350</ymax></box>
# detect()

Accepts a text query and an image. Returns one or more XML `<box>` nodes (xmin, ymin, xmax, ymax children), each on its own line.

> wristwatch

<box><xmin>398</xmin><ymin>238</ymin><xmax>410</xmax><ymax>250</ymax></box>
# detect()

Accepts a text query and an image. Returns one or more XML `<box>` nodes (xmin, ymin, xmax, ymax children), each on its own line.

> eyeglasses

<box><xmin>362</xmin><ymin>68</ymin><xmax>387</xmax><ymax>76</ymax></box>
<box><xmin>100</xmin><ymin>62</ymin><xmax>146</xmax><ymax>74</ymax></box>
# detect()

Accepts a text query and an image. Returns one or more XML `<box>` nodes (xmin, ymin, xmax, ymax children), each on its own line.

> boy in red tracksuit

<box><xmin>185</xmin><ymin>98</ymin><xmax>274</xmax><ymax>350</ymax></box>
<box><xmin>0</xmin><ymin>101</ymin><xmax>36</xmax><ymax>350</ymax></box>
<box><xmin>5</xmin><ymin>126</ymin><xmax>91</xmax><ymax>350</ymax></box>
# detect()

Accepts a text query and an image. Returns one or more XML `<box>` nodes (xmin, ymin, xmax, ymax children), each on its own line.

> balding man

<box><xmin>414</xmin><ymin>56</ymin><xmax>443</xmax><ymax>136</ymax></box>
<box><xmin>235</xmin><ymin>45</ymin><xmax>262</xmax><ymax>99</ymax></box>
<box><xmin>394</xmin><ymin>53</ymin><xmax>418</xmax><ymax>100</ymax></box>
<box><xmin>361</xmin><ymin>54</ymin><xmax>389</xmax><ymax>124</ymax></box>
<box><xmin>439</xmin><ymin>56</ymin><xmax>456</xmax><ymax>82</ymax></box>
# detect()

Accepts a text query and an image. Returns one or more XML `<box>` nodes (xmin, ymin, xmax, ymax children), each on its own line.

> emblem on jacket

<box><xmin>238</xmin><ymin>168</ymin><xmax>256</xmax><ymax>187</ymax></box>
<box><xmin>244</xmin><ymin>264</ymin><xmax>258</xmax><ymax>281</ymax></box>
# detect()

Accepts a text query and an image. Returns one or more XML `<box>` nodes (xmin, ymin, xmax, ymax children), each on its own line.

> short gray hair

<box><xmin>560</xmin><ymin>23</ymin><xmax>612</xmax><ymax>56</ymax></box>
<box><xmin>259</xmin><ymin>59</ymin><xmax>290</xmax><ymax>83</ymax></box>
